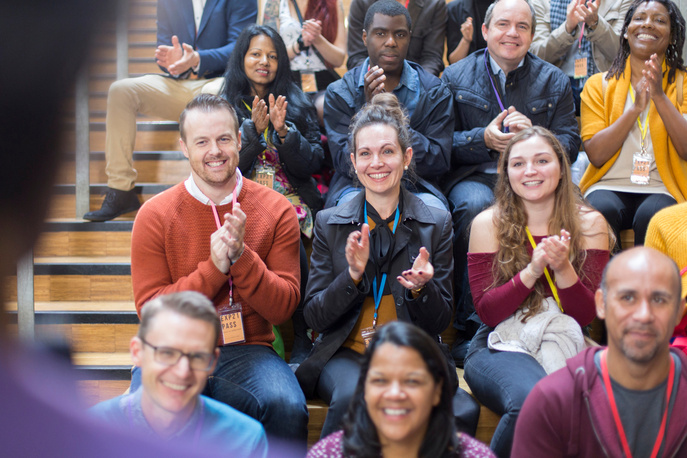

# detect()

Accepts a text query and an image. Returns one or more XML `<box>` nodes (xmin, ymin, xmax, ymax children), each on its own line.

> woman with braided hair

<box><xmin>580</xmin><ymin>0</ymin><xmax>687</xmax><ymax>248</ymax></box>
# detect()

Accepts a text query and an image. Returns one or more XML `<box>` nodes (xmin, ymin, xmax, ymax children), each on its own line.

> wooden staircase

<box><xmin>4</xmin><ymin>0</ymin><xmax>499</xmax><ymax>449</ymax></box>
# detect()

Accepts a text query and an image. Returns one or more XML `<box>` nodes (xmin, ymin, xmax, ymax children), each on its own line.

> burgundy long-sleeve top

<box><xmin>468</xmin><ymin>235</ymin><xmax>609</xmax><ymax>328</ymax></box>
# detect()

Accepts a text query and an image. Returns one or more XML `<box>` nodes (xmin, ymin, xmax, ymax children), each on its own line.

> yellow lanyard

<box><xmin>628</xmin><ymin>85</ymin><xmax>650</xmax><ymax>153</ymax></box>
<box><xmin>525</xmin><ymin>227</ymin><xmax>563</xmax><ymax>313</ymax></box>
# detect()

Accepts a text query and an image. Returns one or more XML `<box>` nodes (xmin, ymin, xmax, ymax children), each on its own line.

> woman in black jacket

<box><xmin>296</xmin><ymin>93</ymin><xmax>478</xmax><ymax>438</ymax></box>
<box><xmin>221</xmin><ymin>25</ymin><xmax>324</xmax><ymax>362</ymax></box>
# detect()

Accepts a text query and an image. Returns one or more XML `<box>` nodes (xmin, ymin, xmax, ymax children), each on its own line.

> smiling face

<box><xmin>351</xmin><ymin>123</ymin><xmax>412</xmax><ymax>201</ymax></box>
<box><xmin>131</xmin><ymin>310</ymin><xmax>219</xmax><ymax>426</ymax></box>
<box><xmin>243</xmin><ymin>34</ymin><xmax>278</xmax><ymax>97</ymax></box>
<box><xmin>363</xmin><ymin>13</ymin><xmax>411</xmax><ymax>77</ymax></box>
<box><xmin>597</xmin><ymin>249</ymin><xmax>682</xmax><ymax>365</ymax></box>
<box><xmin>507</xmin><ymin>135</ymin><xmax>561</xmax><ymax>205</ymax></box>
<box><xmin>483</xmin><ymin>0</ymin><xmax>534</xmax><ymax>74</ymax></box>
<box><xmin>179</xmin><ymin>107</ymin><xmax>241</xmax><ymax>196</ymax></box>
<box><xmin>626</xmin><ymin>1</ymin><xmax>672</xmax><ymax>60</ymax></box>
<box><xmin>364</xmin><ymin>343</ymin><xmax>441</xmax><ymax>452</ymax></box>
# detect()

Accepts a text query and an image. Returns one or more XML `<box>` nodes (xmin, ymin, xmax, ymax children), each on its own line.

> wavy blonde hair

<box><xmin>491</xmin><ymin>127</ymin><xmax>587</xmax><ymax>321</ymax></box>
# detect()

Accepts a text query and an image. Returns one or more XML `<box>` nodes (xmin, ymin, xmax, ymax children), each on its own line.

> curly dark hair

<box><xmin>341</xmin><ymin>321</ymin><xmax>459</xmax><ymax>458</ymax></box>
<box><xmin>607</xmin><ymin>0</ymin><xmax>686</xmax><ymax>83</ymax></box>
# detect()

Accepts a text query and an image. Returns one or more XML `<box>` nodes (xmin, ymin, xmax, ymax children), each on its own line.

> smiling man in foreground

<box><xmin>512</xmin><ymin>247</ymin><xmax>687</xmax><ymax>457</ymax></box>
<box><xmin>91</xmin><ymin>291</ymin><xmax>268</xmax><ymax>456</ymax></box>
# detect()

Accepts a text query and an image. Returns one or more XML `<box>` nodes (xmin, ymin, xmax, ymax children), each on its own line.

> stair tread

<box><xmin>35</xmin><ymin>256</ymin><xmax>131</xmax><ymax>264</ymax></box>
<box><xmin>73</xmin><ymin>352</ymin><xmax>132</xmax><ymax>366</ymax></box>
<box><xmin>5</xmin><ymin>301</ymin><xmax>135</xmax><ymax>312</ymax></box>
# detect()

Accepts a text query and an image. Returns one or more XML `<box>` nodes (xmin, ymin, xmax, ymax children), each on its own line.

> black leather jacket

<box><xmin>295</xmin><ymin>188</ymin><xmax>453</xmax><ymax>396</ymax></box>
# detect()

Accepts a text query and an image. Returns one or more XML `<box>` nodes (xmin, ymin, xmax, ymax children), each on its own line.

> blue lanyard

<box><xmin>364</xmin><ymin>201</ymin><xmax>400</xmax><ymax>328</ymax></box>
<box><xmin>484</xmin><ymin>48</ymin><xmax>509</xmax><ymax>133</ymax></box>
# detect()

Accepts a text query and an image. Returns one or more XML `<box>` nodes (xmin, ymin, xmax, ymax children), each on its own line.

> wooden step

<box><xmin>55</xmin><ymin>151</ymin><xmax>190</xmax><ymax>186</ymax></box>
<box><xmin>45</xmin><ymin>183</ymin><xmax>170</xmax><ymax>219</ymax></box>
<box><xmin>60</xmin><ymin>126</ymin><xmax>179</xmax><ymax>152</ymax></box>
<box><xmin>34</xmin><ymin>220</ymin><xmax>133</xmax><ymax>257</ymax></box>
<box><xmin>5</xmin><ymin>301</ymin><xmax>135</xmax><ymax>313</ymax></box>
<box><xmin>91</xmin><ymin>60</ymin><xmax>159</xmax><ymax>76</ymax></box>
<box><xmin>4</xmin><ymin>274</ymin><xmax>133</xmax><ymax>302</ymax></box>
<box><xmin>6</xmin><ymin>323</ymin><xmax>138</xmax><ymax>354</ymax></box>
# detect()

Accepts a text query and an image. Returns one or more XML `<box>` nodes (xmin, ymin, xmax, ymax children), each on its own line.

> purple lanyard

<box><xmin>484</xmin><ymin>49</ymin><xmax>509</xmax><ymax>133</ymax></box>
<box><xmin>127</xmin><ymin>394</ymin><xmax>205</xmax><ymax>445</ymax></box>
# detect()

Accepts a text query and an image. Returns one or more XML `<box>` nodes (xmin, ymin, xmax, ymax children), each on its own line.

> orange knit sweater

<box><xmin>131</xmin><ymin>179</ymin><xmax>301</xmax><ymax>346</ymax></box>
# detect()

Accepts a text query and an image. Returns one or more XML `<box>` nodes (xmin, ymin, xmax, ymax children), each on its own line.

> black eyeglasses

<box><xmin>140</xmin><ymin>337</ymin><xmax>216</xmax><ymax>371</ymax></box>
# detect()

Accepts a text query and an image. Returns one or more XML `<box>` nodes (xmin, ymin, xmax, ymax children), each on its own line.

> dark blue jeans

<box><xmin>464</xmin><ymin>325</ymin><xmax>547</xmax><ymax>458</ymax></box>
<box><xmin>447</xmin><ymin>173</ymin><xmax>497</xmax><ymax>337</ymax></box>
<box><xmin>204</xmin><ymin>344</ymin><xmax>308</xmax><ymax>452</ymax></box>
<box><xmin>586</xmin><ymin>190</ymin><xmax>676</xmax><ymax>247</ymax></box>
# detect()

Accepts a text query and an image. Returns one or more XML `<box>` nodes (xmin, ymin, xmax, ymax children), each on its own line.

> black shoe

<box><xmin>83</xmin><ymin>188</ymin><xmax>140</xmax><ymax>222</ymax></box>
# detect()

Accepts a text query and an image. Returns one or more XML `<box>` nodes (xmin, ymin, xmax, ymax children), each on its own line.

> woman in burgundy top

<box><xmin>462</xmin><ymin>126</ymin><xmax>611</xmax><ymax>457</ymax></box>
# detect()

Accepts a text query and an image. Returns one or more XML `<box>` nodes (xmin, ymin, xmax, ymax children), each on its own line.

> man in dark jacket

<box><xmin>513</xmin><ymin>247</ymin><xmax>687</xmax><ymax>457</ymax></box>
<box><xmin>440</xmin><ymin>0</ymin><xmax>579</xmax><ymax>364</ymax></box>
<box><xmin>323</xmin><ymin>0</ymin><xmax>453</xmax><ymax>209</ymax></box>
<box><xmin>347</xmin><ymin>0</ymin><xmax>447</xmax><ymax>76</ymax></box>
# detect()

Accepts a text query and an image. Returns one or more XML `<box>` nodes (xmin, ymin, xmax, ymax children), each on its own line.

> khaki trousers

<box><xmin>104</xmin><ymin>74</ymin><xmax>224</xmax><ymax>190</ymax></box>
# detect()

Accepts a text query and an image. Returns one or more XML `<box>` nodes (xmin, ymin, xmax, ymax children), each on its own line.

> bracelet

<box><xmin>297</xmin><ymin>35</ymin><xmax>309</xmax><ymax>52</ymax></box>
<box><xmin>526</xmin><ymin>264</ymin><xmax>541</xmax><ymax>280</ymax></box>
<box><xmin>292</xmin><ymin>41</ymin><xmax>299</xmax><ymax>54</ymax></box>
<box><xmin>411</xmin><ymin>284</ymin><xmax>425</xmax><ymax>294</ymax></box>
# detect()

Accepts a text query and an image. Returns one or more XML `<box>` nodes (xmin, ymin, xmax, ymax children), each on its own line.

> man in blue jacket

<box><xmin>323</xmin><ymin>0</ymin><xmax>453</xmax><ymax>210</ymax></box>
<box><xmin>85</xmin><ymin>0</ymin><xmax>257</xmax><ymax>222</ymax></box>
<box><xmin>441</xmin><ymin>0</ymin><xmax>579</xmax><ymax>363</ymax></box>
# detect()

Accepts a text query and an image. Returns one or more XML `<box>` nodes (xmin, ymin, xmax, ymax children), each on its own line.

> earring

<box><xmin>624</xmin><ymin>33</ymin><xmax>628</xmax><ymax>39</ymax></box>
<box><xmin>404</xmin><ymin>166</ymin><xmax>408</xmax><ymax>170</ymax></box>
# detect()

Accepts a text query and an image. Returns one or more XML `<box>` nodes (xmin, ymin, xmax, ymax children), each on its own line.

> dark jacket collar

<box><xmin>326</xmin><ymin>187</ymin><xmax>436</xmax><ymax>226</ymax></box>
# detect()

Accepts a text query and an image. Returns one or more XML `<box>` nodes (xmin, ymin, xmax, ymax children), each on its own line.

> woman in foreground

<box><xmin>308</xmin><ymin>321</ymin><xmax>494</xmax><ymax>458</ymax></box>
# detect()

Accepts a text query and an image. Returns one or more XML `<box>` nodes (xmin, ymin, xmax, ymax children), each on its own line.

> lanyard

<box><xmin>484</xmin><ymin>49</ymin><xmax>508</xmax><ymax>132</ymax></box>
<box><xmin>405</xmin><ymin>0</ymin><xmax>410</xmax><ymax>8</ymax></box>
<box><xmin>364</xmin><ymin>201</ymin><xmax>400</xmax><ymax>329</ymax></box>
<box><xmin>128</xmin><ymin>393</ymin><xmax>205</xmax><ymax>445</ymax></box>
<box><xmin>210</xmin><ymin>185</ymin><xmax>239</xmax><ymax>305</ymax></box>
<box><xmin>681</xmin><ymin>266</ymin><xmax>687</xmax><ymax>276</ymax></box>
<box><xmin>600</xmin><ymin>349</ymin><xmax>674</xmax><ymax>458</ymax></box>
<box><xmin>524</xmin><ymin>227</ymin><xmax>563</xmax><ymax>313</ymax></box>
<box><xmin>577</xmin><ymin>23</ymin><xmax>585</xmax><ymax>49</ymax></box>
<box><xmin>628</xmin><ymin>85</ymin><xmax>650</xmax><ymax>153</ymax></box>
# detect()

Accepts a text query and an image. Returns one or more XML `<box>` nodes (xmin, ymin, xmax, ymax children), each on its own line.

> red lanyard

<box><xmin>600</xmin><ymin>349</ymin><xmax>675</xmax><ymax>458</ymax></box>
<box><xmin>210</xmin><ymin>185</ymin><xmax>239</xmax><ymax>303</ymax></box>
<box><xmin>405</xmin><ymin>0</ymin><xmax>410</xmax><ymax>8</ymax></box>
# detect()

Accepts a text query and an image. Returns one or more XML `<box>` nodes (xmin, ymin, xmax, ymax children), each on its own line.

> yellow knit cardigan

<box><xmin>579</xmin><ymin>59</ymin><xmax>687</xmax><ymax>202</ymax></box>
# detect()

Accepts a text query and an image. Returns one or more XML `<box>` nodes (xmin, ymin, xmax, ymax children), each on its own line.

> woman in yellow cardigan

<box><xmin>580</xmin><ymin>0</ymin><xmax>687</xmax><ymax>247</ymax></box>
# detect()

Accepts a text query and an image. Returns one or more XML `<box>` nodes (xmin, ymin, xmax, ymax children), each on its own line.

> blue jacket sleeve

<box><xmin>196</xmin><ymin>0</ymin><xmax>257</xmax><ymax>78</ymax></box>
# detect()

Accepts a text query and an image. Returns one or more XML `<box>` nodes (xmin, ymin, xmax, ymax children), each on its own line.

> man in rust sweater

<box><xmin>130</xmin><ymin>94</ymin><xmax>308</xmax><ymax>451</ymax></box>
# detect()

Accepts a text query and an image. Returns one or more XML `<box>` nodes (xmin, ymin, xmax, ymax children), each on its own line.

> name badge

<box><xmin>574</xmin><ymin>56</ymin><xmax>588</xmax><ymax>79</ymax></box>
<box><xmin>361</xmin><ymin>326</ymin><xmax>376</xmax><ymax>348</ymax></box>
<box><xmin>631</xmin><ymin>152</ymin><xmax>651</xmax><ymax>185</ymax></box>
<box><xmin>219</xmin><ymin>303</ymin><xmax>245</xmax><ymax>345</ymax></box>
<box><xmin>300</xmin><ymin>72</ymin><xmax>317</xmax><ymax>93</ymax></box>
<box><xmin>254</xmin><ymin>164</ymin><xmax>275</xmax><ymax>189</ymax></box>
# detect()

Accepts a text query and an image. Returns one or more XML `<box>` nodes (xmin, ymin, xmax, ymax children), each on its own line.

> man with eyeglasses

<box><xmin>91</xmin><ymin>291</ymin><xmax>268</xmax><ymax>456</ymax></box>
